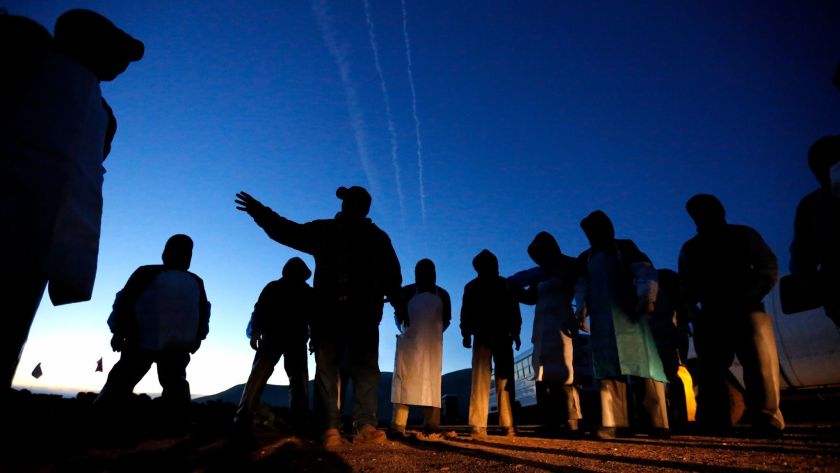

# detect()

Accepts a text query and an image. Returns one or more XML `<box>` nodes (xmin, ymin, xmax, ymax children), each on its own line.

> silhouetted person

<box><xmin>790</xmin><ymin>136</ymin><xmax>840</xmax><ymax>327</ymax></box>
<box><xmin>234</xmin><ymin>257</ymin><xmax>314</xmax><ymax>435</ymax></box>
<box><xmin>0</xmin><ymin>9</ymin><xmax>143</xmax><ymax>392</ymax></box>
<box><xmin>679</xmin><ymin>194</ymin><xmax>784</xmax><ymax>437</ymax></box>
<box><xmin>390</xmin><ymin>259</ymin><xmax>451</xmax><ymax>436</ymax></box>
<box><xmin>508</xmin><ymin>232</ymin><xmax>582</xmax><ymax>436</ymax></box>
<box><xmin>461</xmin><ymin>249</ymin><xmax>521</xmax><ymax>437</ymax></box>
<box><xmin>95</xmin><ymin>235</ymin><xmax>210</xmax><ymax>425</ymax></box>
<box><xmin>235</xmin><ymin>187</ymin><xmax>402</xmax><ymax>448</ymax></box>
<box><xmin>648</xmin><ymin>268</ymin><xmax>691</xmax><ymax>430</ymax></box>
<box><xmin>574</xmin><ymin>210</ymin><xmax>669</xmax><ymax>439</ymax></box>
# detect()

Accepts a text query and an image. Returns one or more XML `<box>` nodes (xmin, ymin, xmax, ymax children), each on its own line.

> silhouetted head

<box><xmin>282</xmin><ymin>257</ymin><xmax>311</xmax><ymax>282</ymax></box>
<box><xmin>336</xmin><ymin>186</ymin><xmax>372</xmax><ymax>220</ymax></box>
<box><xmin>686</xmin><ymin>194</ymin><xmax>727</xmax><ymax>235</ymax></box>
<box><xmin>807</xmin><ymin>136</ymin><xmax>840</xmax><ymax>191</ymax></box>
<box><xmin>527</xmin><ymin>231</ymin><xmax>563</xmax><ymax>267</ymax></box>
<box><xmin>162</xmin><ymin>234</ymin><xmax>193</xmax><ymax>271</ymax></box>
<box><xmin>54</xmin><ymin>9</ymin><xmax>143</xmax><ymax>81</ymax></box>
<box><xmin>472</xmin><ymin>249</ymin><xmax>499</xmax><ymax>278</ymax></box>
<box><xmin>415</xmin><ymin>258</ymin><xmax>436</xmax><ymax>288</ymax></box>
<box><xmin>580</xmin><ymin>210</ymin><xmax>615</xmax><ymax>250</ymax></box>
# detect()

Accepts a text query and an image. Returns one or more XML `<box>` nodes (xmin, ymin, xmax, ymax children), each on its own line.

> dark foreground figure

<box><xmin>0</xmin><ymin>9</ymin><xmax>143</xmax><ymax>393</ymax></box>
<box><xmin>235</xmin><ymin>256</ymin><xmax>314</xmax><ymax>434</ymax></box>
<box><xmin>679</xmin><ymin>194</ymin><xmax>784</xmax><ymax>437</ymax></box>
<box><xmin>789</xmin><ymin>136</ymin><xmax>840</xmax><ymax>327</ymax></box>
<box><xmin>236</xmin><ymin>186</ymin><xmax>403</xmax><ymax>448</ymax></box>
<box><xmin>95</xmin><ymin>235</ymin><xmax>211</xmax><ymax>426</ymax></box>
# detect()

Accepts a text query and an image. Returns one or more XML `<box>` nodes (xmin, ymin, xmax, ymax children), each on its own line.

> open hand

<box><xmin>513</xmin><ymin>335</ymin><xmax>521</xmax><ymax>351</ymax></box>
<box><xmin>235</xmin><ymin>191</ymin><xmax>267</xmax><ymax>218</ymax></box>
<box><xmin>462</xmin><ymin>335</ymin><xmax>472</xmax><ymax>349</ymax></box>
<box><xmin>110</xmin><ymin>334</ymin><xmax>125</xmax><ymax>352</ymax></box>
<box><xmin>250</xmin><ymin>334</ymin><xmax>261</xmax><ymax>351</ymax></box>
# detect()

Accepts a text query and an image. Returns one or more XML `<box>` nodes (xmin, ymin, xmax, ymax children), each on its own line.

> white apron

<box><xmin>391</xmin><ymin>290</ymin><xmax>444</xmax><ymax>407</ymax></box>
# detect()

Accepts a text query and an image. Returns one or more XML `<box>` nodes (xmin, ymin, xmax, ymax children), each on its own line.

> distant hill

<box><xmin>195</xmin><ymin>369</ymin><xmax>473</xmax><ymax>424</ymax></box>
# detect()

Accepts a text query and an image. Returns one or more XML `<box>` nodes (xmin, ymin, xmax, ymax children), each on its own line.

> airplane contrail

<box><xmin>362</xmin><ymin>0</ymin><xmax>405</xmax><ymax>220</ymax></box>
<box><xmin>312</xmin><ymin>0</ymin><xmax>381</xmax><ymax>202</ymax></box>
<box><xmin>400</xmin><ymin>0</ymin><xmax>426</xmax><ymax>223</ymax></box>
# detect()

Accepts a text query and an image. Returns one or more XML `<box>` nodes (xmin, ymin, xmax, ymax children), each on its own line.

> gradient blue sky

<box><xmin>7</xmin><ymin>0</ymin><xmax>839</xmax><ymax>396</ymax></box>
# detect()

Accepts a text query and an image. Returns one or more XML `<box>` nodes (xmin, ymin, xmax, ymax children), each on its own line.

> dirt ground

<box><xmin>2</xmin><ymin>391</ymin><xmax>838</xmax><ymax>472</ymax></box>
<box><xmin>4</xmin><ymin>424</ymin><xmax>837</xmax><ymax>473</ymax></box>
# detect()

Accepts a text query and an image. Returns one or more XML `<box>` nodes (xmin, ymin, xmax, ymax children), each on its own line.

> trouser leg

<box><xmin>236</xmin><ymin>347</ymin><xmax>282</xmax><ymax>424</ymax></box>
<box><xmin>468</xmin><ymin>342</ymin><xmax>491</xmax><ymax>431</ymax></box>
<box><xmin>493</xmin><ymin>342</ymin><xmax>515</xmax><ymax>429</ymax></box>
<box><xmin>737</xmin><ymin>311</ymin><xmax>784</xmax><ymax>430</ymax></box>
<box><xmin>639</xmin><ymin>378</ymin><xmax>669</xmax><ymax>429</ymax></box>
<box><xmin>1</xmin><ymin>274</ymin><xmax>47</xmax><ymax>391</ymax></box>
<box><xmin>95</xmin><ymin>350</ymin><xmax>154</xmax><ymax>406</ymax></box>
<box><xmin>694</xmin><ymin>317</ymin><xmax>734</xmax><ymax>429</ymax></box>
<box><xmin>392</xmin><ymin>403</ymin><xmax>409</xmax><ymax>431</ymax></box>
<box><xmin>600</xmin><ymin>378</ymin><xmax>629</xmax><ymax>428</ymax></box>
<box><xmin>349</xmin><ymin>324</ymin><xmax>380</xmax><ymax>430</ymax></box>
<box><xmin>564</xmin><ymin>385</ymin><xmax>582</xmax><ymax>423</ymax></box>
<box><xmin>157</xmin><ymin>351</ymin><xmax>192</xmax><ymax>422</ymax></box>
<box><xmin>314</xmin><ymin>330</ymin><xmax>342</xmax><ymax>432</ymax></box>
<box><xmin>424</xmin><ymin>406</ymin><xmax>440</xmax><ymax>430</ymax></box>
<box><xmin>285</xmin><ymin>342</ymin><xmax>310</xmax><ymax>429</ymax></box>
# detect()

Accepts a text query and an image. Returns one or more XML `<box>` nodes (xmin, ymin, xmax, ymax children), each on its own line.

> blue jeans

<box><xmin>314</xmin><ymin>323</ymin><xmax>380</xmax><ymax>431</ymax></box>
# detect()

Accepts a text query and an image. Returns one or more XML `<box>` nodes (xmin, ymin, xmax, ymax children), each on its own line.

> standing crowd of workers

<box><xmin>2</xmin><ymin>8</ymin><xmax>839</xmax><ymax>452</ymax></box>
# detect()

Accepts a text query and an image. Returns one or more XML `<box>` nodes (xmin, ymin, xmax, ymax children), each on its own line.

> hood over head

<box><xmin>527</xmin><ymin>231</ymin><xmax>563</xmax><ymax>267</ymax></box>
<box><xmin>580</xmin><ymin>210</ymin><xmax>615</xmax><ymax>250</ymax></box>
<box><xmin>282</xmin><ymin>256</ymin><xmax>311</xmax><ymax>282</ymax></box>
<box><xmin>472</xmin><ymin>249</ymin><xmax>499</xmax><ymax>277</ymax></box>
<box><xmin>415</xmin><ymin>258</ymin><xmax>436</xmax><ymax>288</ymax></box>
<box><xmin>808</xmin><ymin>136</ymin><xmax>840</xmax><ymax>191</ymax></box>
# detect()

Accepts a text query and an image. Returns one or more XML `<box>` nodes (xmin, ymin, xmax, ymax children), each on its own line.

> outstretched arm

<box><xmin>235</xmin><ymin>191</ymin><xmax>316</xmax><ymax>254</ymax></box>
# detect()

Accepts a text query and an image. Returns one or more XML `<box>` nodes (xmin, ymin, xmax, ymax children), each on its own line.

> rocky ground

<box><xmin>1</xmin><ymin>390</ymin><xmax>838</xmax><ymax>472</ymax></box>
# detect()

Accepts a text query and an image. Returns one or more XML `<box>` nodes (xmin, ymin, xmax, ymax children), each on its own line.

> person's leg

<box><xmin>423</xmin><ymin>406</ymin><xmax>441</xmax><ymax>432</ymax></box>
<box><xmin>348</xmin><ymin>323</ymin><xmax>380</xmax><ymax>431</ymax></box>
<box><xmin>235</xmin><ymin>346</ymin><xmax>282</xmax><ymax>426</ymax></box>
<box><xmin>693</xmin><ymin>315</ymin><xmax>735</xmax><ymax>430</ymax></box>
<box><xmin>737</xmin><ymin>311</ymin><xmax>785</xmax><ymax>432</ymax></box>
<box><xmin>314</xmin><ymin>329</ymin><xmax>342</xmax><ymax>434</ymax></box>
<box><xmin>599</xmin><ymin>378</ymin><xmax>628</xmax><ymax>438</ymax></box>
<box><xmin>492</xmin><ymin>341</ymin><xmax>515</xmax><ymax>433</ymax></box>
<box><xmin>157</xmin><ymin>350</ymin><xmax>192</xmax><ymax>426</ymax></box>
<box><xmin>284</xmin><ymin>341</ymin><xmax>310</xmax><ymax>431</ymax></box>
<box><xmin>468</xmin><ymin>341</ymin><xmax>492</xmax><ymax>435</ymax></box>
<box><xmin>640</xmin><ymin>378</ymin><xmax>670</xmax><ymax>431</ymax></box>
<box><xmin>1</xmin><ymin>274</ymin><xmax>47</xmax><ymax>391</ymax></box>
<box><xmin>95</xmin><ymin>350</ymin><xmax>154</xmax><ymax>406</ymax></box>
<box><xmin>392</xmin><ymin>403</ymin><xmax>409</xmax><ymax>433</ymax></box>
<box><xmin>564</xmin><ymin>385</ymin><xmax>582</xmax><ymax>430</ymax></box>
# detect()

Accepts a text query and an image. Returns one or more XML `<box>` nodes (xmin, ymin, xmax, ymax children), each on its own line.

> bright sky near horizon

<box><xmin>7</xmin><ymin>0</ymin><xmax>839</xmax><ymax>397</ymax></box>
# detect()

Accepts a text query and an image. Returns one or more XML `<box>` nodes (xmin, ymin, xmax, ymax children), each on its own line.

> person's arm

<box><xmin>439</xmin><ymin>287</ymin><xmax>452</xmax><ymax>332</ymax></box>
<box><xmin>790</xmin><ymin>198</ymin><xmax>819</xmax><ymax>276</ymax></box>
<box><xmin>107</xmin><ymin>266</ymin><xmax>159</xmax><ymax>351</ymax></box>
<box><xmin>744</xmin><ymin>226</ymin><xmax>779</xmax><ymax>304</ymax></box>
<box><xmin>574</xmin><ymin>252</ymin><xmax>590</xmax><ymax>327</ymax></box>
<box><xmin>380</xmin><ymin>233</ymin><xmax>404</xmax><ymax>319</ymax></box>
<box><xmin>235</xmin><ymin>191</ymin><xmax>317</xmax><ymax>254</ymax></box>
<box><xmin>460</xmin><ymin>284</ymin><xmax>474</xmax><ymax>347</ymax></box>
<box><xmin>508</xmin><ymin>281</ymin><xmax>522</xmax><ymax>350</ymax></box>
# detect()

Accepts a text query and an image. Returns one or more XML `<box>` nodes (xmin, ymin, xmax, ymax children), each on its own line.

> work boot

<box><xmin>501</xmin><ymin>426</ymin><xmax>517</xmax><ymax>437</ymax></box>
<box><xmin>595</xmin><ymin>427</ymin><xmax>617</xmax><ymax>440</ymax></box>
<box><xmin>322</xmin><ymin>428</ymin><xmax>346</xmax><ymax>450</ymax></box>
<box><xmin>649</xmin><ymin>428</ymin><xmax>671</xmax><ymax>440</ymax></box>
<box><xmin>355</xmin><ymin>424</ymin><xmax>387</xmax><ymax>444</ymax></box>
<box><xmin>389</xmin><ymin>423</ymin><xmax>408</xmax><ymax>439</ymax></box>
<box><xmin>469</xmin><ymin>426</ymin><xmax>487</xmax><ymax>439</ymax></box>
